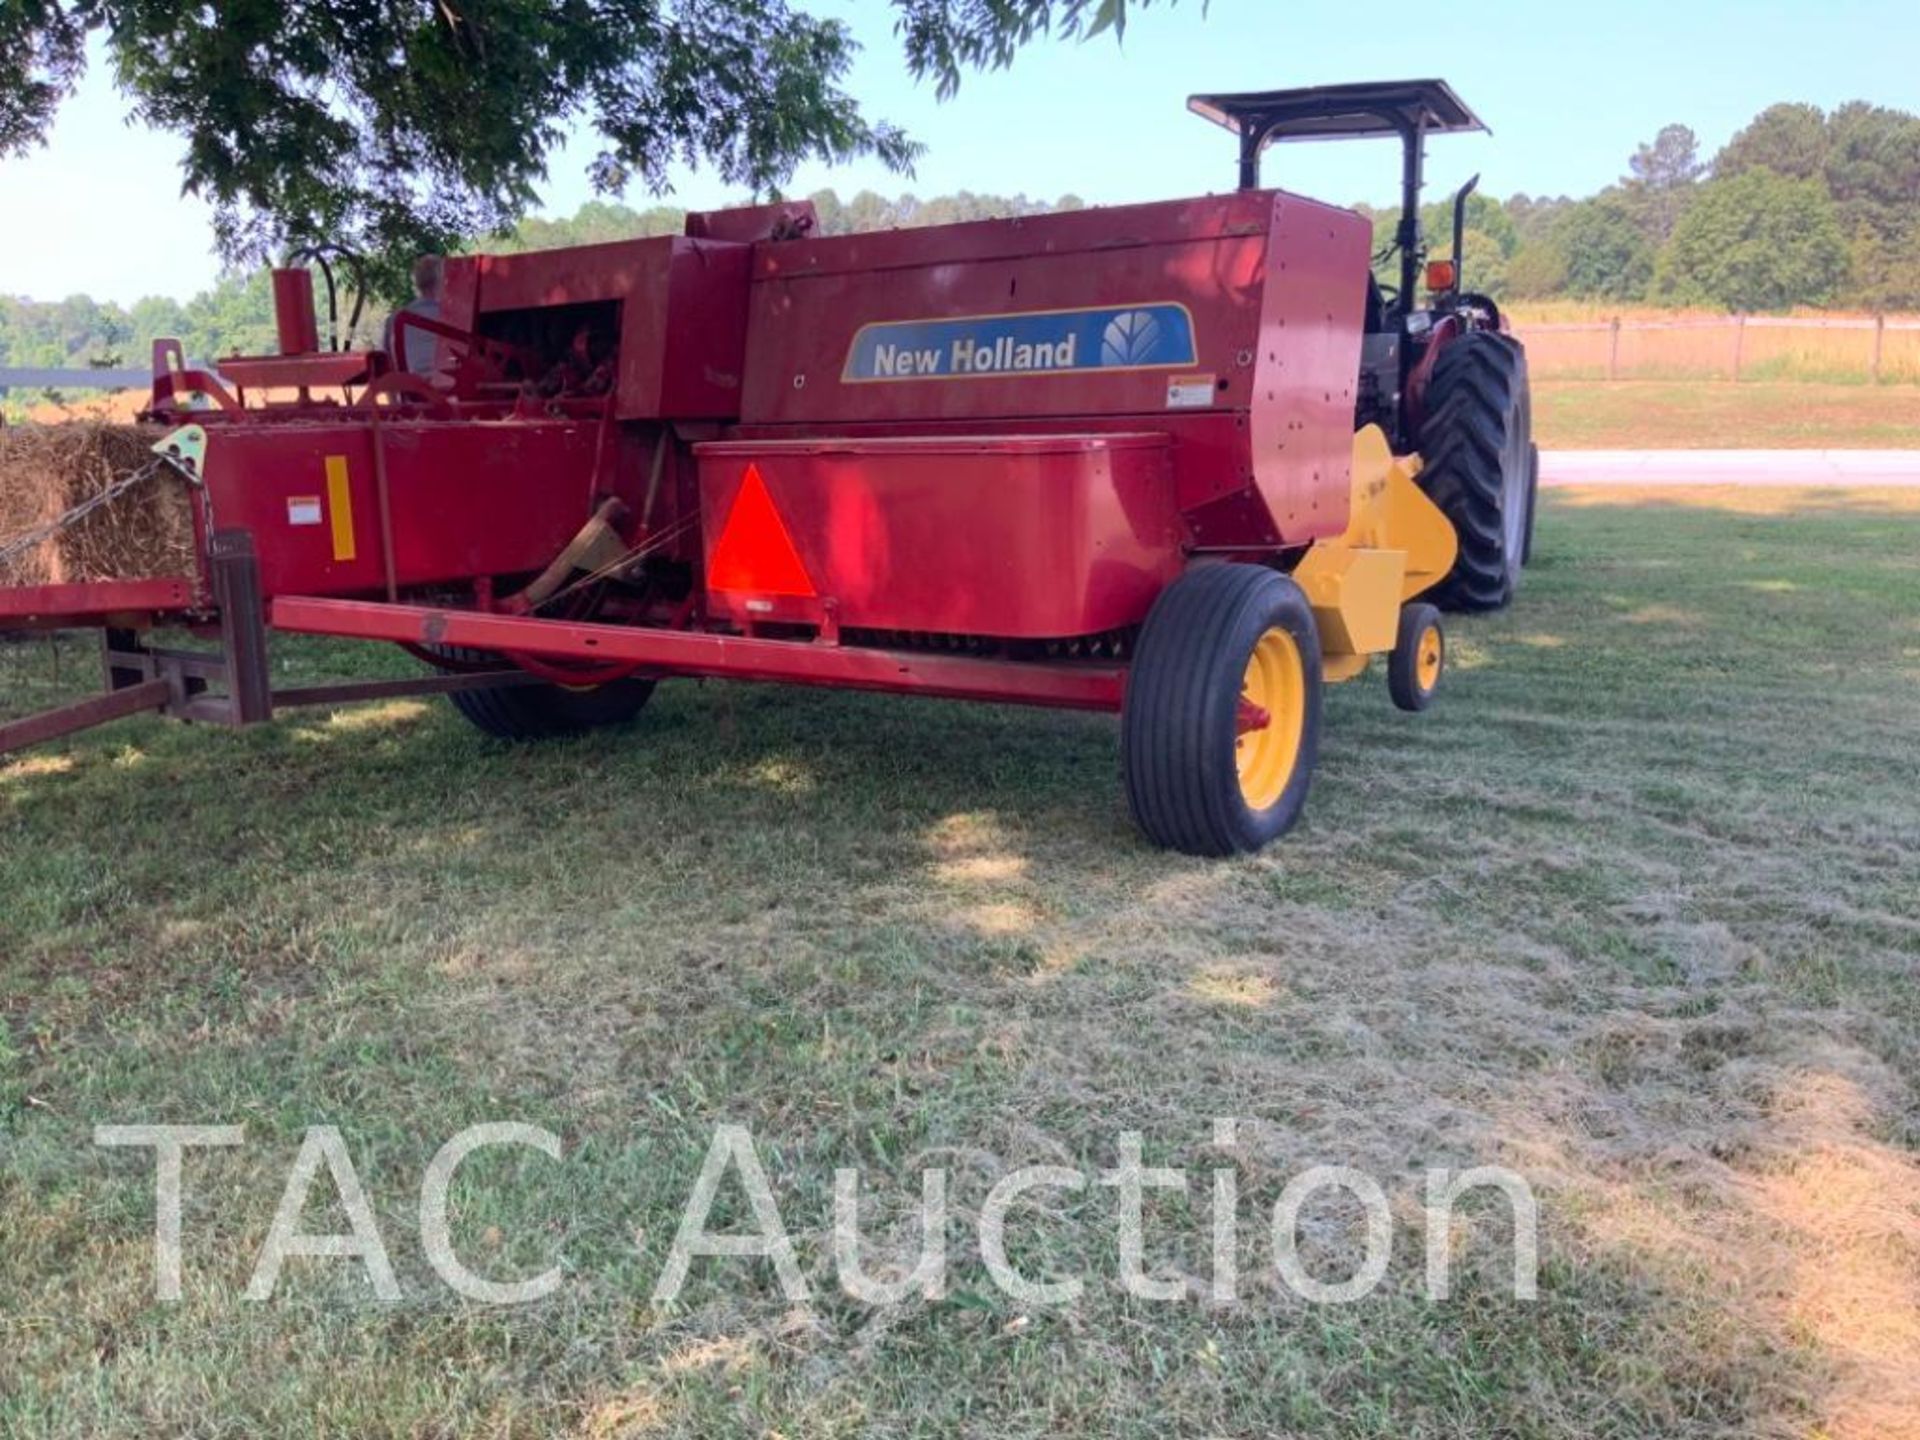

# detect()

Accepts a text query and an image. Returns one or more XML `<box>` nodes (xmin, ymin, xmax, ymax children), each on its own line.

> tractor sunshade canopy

<box><xmin>1187</xmin><ymin>79</ymin><xmax>1487</xmax><ymax>148</ymax></box>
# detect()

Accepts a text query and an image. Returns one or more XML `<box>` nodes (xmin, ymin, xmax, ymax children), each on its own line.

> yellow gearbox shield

<box><xmin>1294</xmin><ymin>425</ymin><xmax>1457</xmax><ymax>679</ymax></box>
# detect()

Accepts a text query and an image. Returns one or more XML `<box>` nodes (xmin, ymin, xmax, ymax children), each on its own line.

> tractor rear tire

<box><xmin>1122</xmin><ymin>563</ymin><xmax>1323</xmax><ymax>856</ymax></box>
<box><xmin>1418</xmin><ymin>331</ymin><xmax>1532</xmax><ymax>612</ymax></box>
<box><xmin>438</xmin><ymin>649</ymin><xmax>655</xmax><ymax>741</ymax></box>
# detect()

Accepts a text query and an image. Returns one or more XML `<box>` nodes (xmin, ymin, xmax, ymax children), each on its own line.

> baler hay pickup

<box><xmin>0</xmin><ymin>80</ymin><xmax>1537</xmax><ymax>856</ymax></box>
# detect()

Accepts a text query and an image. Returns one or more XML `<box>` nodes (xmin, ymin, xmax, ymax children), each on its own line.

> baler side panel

<box><xmin>657</xmin><ymin>243</ymin><xmax>752</xmax><ymax>420</ymax></box>
<box><xmin>1248</xmin><ymin>196</ymin><xmax>1372</xmax><ymax>542</ymax></box>
<box><xmin>737</xmin><ymin>190</ymin><xmax>1374</xmax><ymax>551</ymax></box>
<box><xmin>440</xmin><ymin>256</ymin><xmax>481</xmax><ymax>338</ymax></box>
<box><xmin>746</xmin><ymin>190</ymin><xmax>1278</xmax><ymax>281</ymax></box>
<box><xmin>473</xmin><ymin>237</ymin><xmax>751</xmax><ymax>420</ymax></box>
<box><xmin>694</xmin><ymin>435</ymin><xmax>1185</xmax><ymax>638</ymax></box>
<box><xmin>199</xmin><ymin>422</ymin><xmax>619</xmax><ymax>599</ymax></box>
<box><xmin>740</xmin><ymin>200</ymin><xmax>1269</xmax><ymax>426</ymax></box>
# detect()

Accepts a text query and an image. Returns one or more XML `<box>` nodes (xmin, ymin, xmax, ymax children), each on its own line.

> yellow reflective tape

<box><xmin>324</xmin><ymin>455</ymin><xmax>357</xmax><ymax>563</ymax></box>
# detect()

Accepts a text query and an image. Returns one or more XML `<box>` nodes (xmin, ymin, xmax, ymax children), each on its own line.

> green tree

<box><xmin>1623</xmin><ymin>123</ymin><xmax>1703</xmax><ymax>243</ymax></box>
<box><xmin>501</xmin><ymin>201</ymin><xmax>689</xmax><ymax>253</ymax></box>
<box><xmin>1505</xmin><ymin>193</ymin><xmax>1575</xmax><ymax>247</ymax></box>
<box><xmin>1821</xmin><ymin>101</ymin><xmax>1920</xmax><ymax>309</ymax></box>
<box><xmin>0</xmin><ymin>1</ymin><xmax>1179</xmax><ymax>294</ymax></box>
<box><xmin>1554</xmin><ymin>192</ymin><xmax>1654</xmax><ymax>301</ymax></box>
<box><xmin>1654</xmin><ymin>169</ymin><xmax>1850</xmax><ymax>311</ymax></box>
<box><xmin>1711</xmin><ymin>98</ymin><xmax>1920</xmax><ymax>308</ymax></box>
<box><xmin>1355</xmin><ymin>193</ymin><xmax>1518</xmax><ymax>298</ymax></box>
<box><xmin>1629</xmin><ymin>124</ymin><xmax>1705</xmax><ymax>189</ymax></box>
<box><xmin>1420</xmin><ymin>229</ymin><xmax>1510</xmax><ymax>298</ymax></box>
<box><xmin>0</xmin><ymin>278</ymin><xmax>280</xmax><ymax>373</ymax></box>
<box><xmin>178</xmin><ymin>271</ymin><xmax>281</xmax><ymax>360</ymax></box>
<box><xmin>128</xmin><ymin>296</ymin><xmax>190</xmax><ymax>351</ymax></box>
<box><xmin>0</xmin><ymin>292</ymin><xmax>138</xmax><ymax>367</ymax></box>
<box><xmin>1715</xmin><ymin>102</ymin><xmax>1830</xmax><ymax>181</ymax></box>
<box><xmin>1504</xmin><ymin>241</ymin><xmax>1570</xmax><ymax>300</ymax></box>
<box><xmin>805</xmin><ymin>188</ymin><xmax>847</xmax><ymax>236</ymax></box>
<box><xmin>1417</xmin><ymin>191</ymin><xmax>1518</xmax><ymax>260</ymax></box>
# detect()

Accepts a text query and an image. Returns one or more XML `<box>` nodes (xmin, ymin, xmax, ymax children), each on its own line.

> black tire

<box><xmin>1521</xmin><ymin>440</ymin><xmax>1540</xmax><ymax>568</ymax></box>
<box><xmin>437</xmin><ymin>648</ymin><xmax>655</xmax><ymax>740</ymax></box>
<box><xmin>1387</xmin><ymin>602</ymin><xmax>1444</xmax><ymax>713</ymax></box>
<box><xmin>1417</xmin><ymin>331</ymin><xmax>1532</xmax><ymax>612</ymax></box>
<box><xmin>1122</xmin><ymin>564</ymin><xmax>1323</xmax><ymax>856</ymax></box>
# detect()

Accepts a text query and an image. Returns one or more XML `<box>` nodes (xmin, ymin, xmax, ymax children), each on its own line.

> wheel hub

<box><xmin>1236</xmin><ymin>626</ymin><xmax>1306</xmax><ymax>809</ymax></box>
<box><xmin>1416</xmin><ymin>624</ymin><xmax>1443</xmax><ymax>691</ymax></box>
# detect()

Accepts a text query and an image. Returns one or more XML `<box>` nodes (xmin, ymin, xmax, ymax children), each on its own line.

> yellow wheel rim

<box><xmin>1236</xmin><ymin>626</ymin><xmax>1307</xmax><ymax>810</ymax></box>
<box><xmin>1415</xmin><ymin>623</ymin><xmax>1443</xmax><ymax>693</ymax></box>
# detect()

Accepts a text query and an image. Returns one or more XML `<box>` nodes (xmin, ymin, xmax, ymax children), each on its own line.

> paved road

<box><xmin>1542</xmin><ymin>450</ymin><xmax>1920</xmax><ymax>487</ymax></box>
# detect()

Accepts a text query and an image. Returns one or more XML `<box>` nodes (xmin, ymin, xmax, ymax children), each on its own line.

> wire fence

<box><xmin>1512</xmin><ymin>314</ymin><xmax>1920</xmax><ymax>385</ymax></box>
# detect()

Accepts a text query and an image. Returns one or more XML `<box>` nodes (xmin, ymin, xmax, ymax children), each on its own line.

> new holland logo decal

<box><xmin>842</xmin><ymin>303</ymin><xmax>1198</xmax><ymax>382</ymax></box>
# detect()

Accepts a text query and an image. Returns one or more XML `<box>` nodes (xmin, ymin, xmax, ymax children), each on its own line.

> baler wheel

<box><xmin>437</xmin><ymin>648</ymin><xmax>655</xmax><ymax>740</ymax></box>
<box><xmin>1417</xmin><ymin>331</ymin><xmax>1532</xmax><ymax>611</ymax></box>
<box><xmin>1122</xmin><ymin>564</ymin><xmax>1323</xmax><ymax>856</ymax></box>
<box><xmin>1387</xmin><ymin>602</ymin><xmax>1445</xmax><ymax>712</ymax></box>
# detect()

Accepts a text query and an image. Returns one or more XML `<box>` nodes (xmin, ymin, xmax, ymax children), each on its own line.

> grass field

<box><xmin>1533</xmin><ymin>381</ymin><xmax>1920</xmax><ymax>450</ymax></box>
<box><xmin>3</xmin><ymin>493</ymin><xmax>1918</xmax><ymax>1438</ymax></box>
<box><xmin>1509</xmin><ymin>305</ymin><xmax>1920</xmax><ymax>386</ymax></box>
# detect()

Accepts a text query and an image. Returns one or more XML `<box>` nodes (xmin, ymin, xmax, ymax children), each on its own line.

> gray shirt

<box><xmin>385</xmin><ymin>299</ymin><xmax>441</xmax><ymax>374</ymax></box>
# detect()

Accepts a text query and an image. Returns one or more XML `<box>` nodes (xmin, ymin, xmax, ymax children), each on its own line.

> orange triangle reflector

<box><xmin>708</xmin><ymin>464</ymin><xmax>816</xmax><ymax>597</ymax></box>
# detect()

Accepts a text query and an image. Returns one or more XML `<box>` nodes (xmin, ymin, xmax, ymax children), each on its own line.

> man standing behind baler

<box><xmin>383</xmin><ymin>255</ymin><xmax>444</xmax><ymax>375</ymax></box>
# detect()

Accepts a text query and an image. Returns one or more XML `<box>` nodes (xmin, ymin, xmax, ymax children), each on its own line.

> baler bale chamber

<box><xmin>0</xmin><ymin>80</ymin><xmax>1536</xmax><ymax>856</ymax></box>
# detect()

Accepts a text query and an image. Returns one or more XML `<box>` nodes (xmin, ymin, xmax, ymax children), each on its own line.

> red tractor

<box><xmin>0</xmin><ymin>80</ymin><xmax>1536</xmax><ymax>857</ymax></box>
<box><xmin>1190</xmin><ymin>78</ymin><xmax>1538</xmax><ymax>610</ymax></box>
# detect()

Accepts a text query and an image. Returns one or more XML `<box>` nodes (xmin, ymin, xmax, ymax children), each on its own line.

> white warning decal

<box><xmin>1166</xmin><ymin>373</ymin><xmax>1216</xmax><ymax>409</ymax></box>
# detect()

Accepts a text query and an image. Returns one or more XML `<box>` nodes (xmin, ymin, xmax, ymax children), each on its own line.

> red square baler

<box><xmin>0</xmin><ymin>82</ymin><xmax>1536</xmax><ymax>855</ymax></box>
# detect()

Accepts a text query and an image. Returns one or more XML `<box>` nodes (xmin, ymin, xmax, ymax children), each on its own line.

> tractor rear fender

<box><xmin>1401</xmin><ymin>314</ymin><xmax>1462</xmax><ymax>438</ymax></box>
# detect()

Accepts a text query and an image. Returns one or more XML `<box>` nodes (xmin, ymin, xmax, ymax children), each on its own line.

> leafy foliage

<box><xmin>1489</xmin><ymin>101</ymin><xmax>1917</xmax><ymax>310</ymax></box>
<box><xmin>1503</xmin><ymin>241</ymin><xmax>1569</xmax><ymax>301</ymax></box>
<box><xmin>1710</xmin><ymin>100</ymin><xmax>1920</xmax><ymax>308</ymax></box>
<box><xmin>0</xmin><ymin>1</ymin><xmax>1165</xmax><ymax>294</ymax></box>
<box><xmin>1554</xmin><ymin>193</ymin><xmax>1657</xmax><ymax>302</ymax></box>
<box><xmin>892</xmin><ymin>0</ymin><xmax>1172</xmax><ymax>97</ymax></box>
<box><xmin>1622</xmin><ymin>124</ymin><xmax>1704</xmax><ymax>243</ymax></box>
<box><xmin>1821</xmin><ymin>102</ymin><xmax>1920</xmax><ymax>309</ymax></box>
<box><xmin>2</xmin><ymin>71</ymin><xmax>1911</xmax><ymax>322</ymax></box>
<box><xmin>0</xmin><ymin>2</ymin><xmax>86</xmax><ymax>155</ymax></box>
<box><xmin>1654</xmin><ymin>170</ymin><xmax>1850</xmax><ymax>311</ymax></box>
<box><xmin>1716</xmin><ymin>103</ymin><xmax>1831</xmax><ymax>182</ymax></box>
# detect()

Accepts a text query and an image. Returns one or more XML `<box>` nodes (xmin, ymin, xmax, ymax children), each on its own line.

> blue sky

<box><xmin>1</xmin><ymin>0</ymin><xmax>1913</xmax><ymax>305</ymax></box>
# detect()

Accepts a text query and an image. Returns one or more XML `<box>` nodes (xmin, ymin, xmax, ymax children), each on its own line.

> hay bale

<box><xmin>0</xmin><ymin>423</ymin><xmax>197</xmax><ymax>588</ymax></box>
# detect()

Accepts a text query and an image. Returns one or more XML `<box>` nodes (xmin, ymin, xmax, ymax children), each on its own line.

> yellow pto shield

<box><xmin>1293</xmin><ymin>425</ymin><xmax>1458</xmax><ymax>679</ymax></box>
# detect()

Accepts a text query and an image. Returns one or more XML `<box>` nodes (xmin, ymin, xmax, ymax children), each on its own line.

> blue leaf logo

<box><xmin>1101</xmin><ymin>309</ymin><xmax>1166</xmax><ymax>366</ymax></box>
